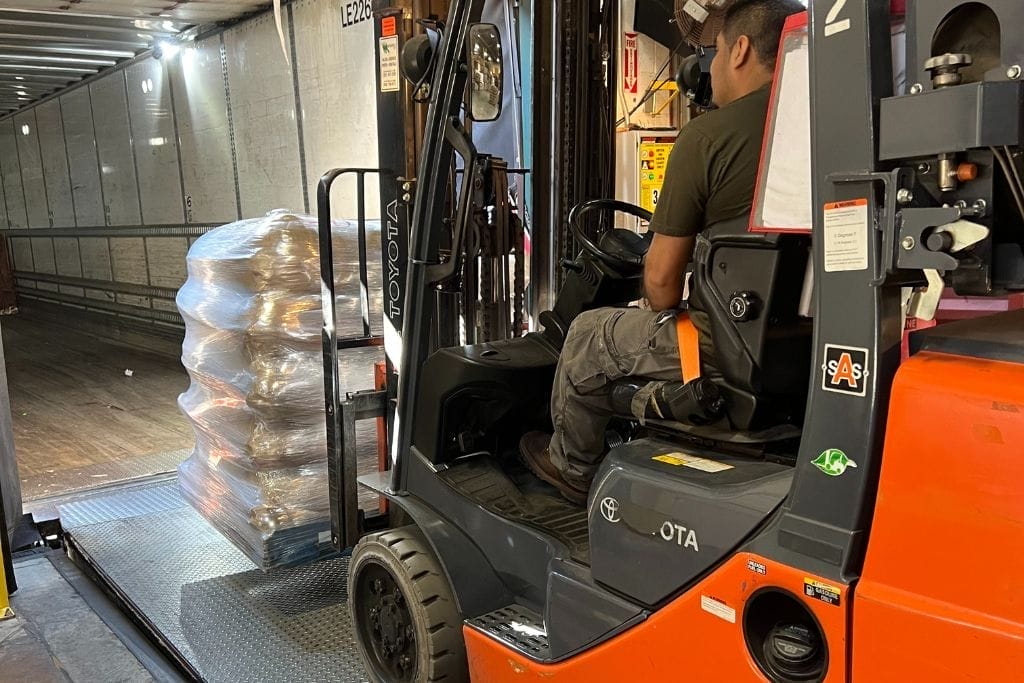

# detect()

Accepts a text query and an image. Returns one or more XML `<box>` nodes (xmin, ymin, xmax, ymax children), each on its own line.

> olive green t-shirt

<box><xmin>648</xmin><ymin>85</ymin><xmax>771</xmax><ymax>237</ymax></box>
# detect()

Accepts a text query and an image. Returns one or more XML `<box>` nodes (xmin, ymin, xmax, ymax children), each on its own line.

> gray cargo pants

<box><xmin>549</xmin><ymin>306</ymin><xmax>682</xmax><ymax>485</ymax></box>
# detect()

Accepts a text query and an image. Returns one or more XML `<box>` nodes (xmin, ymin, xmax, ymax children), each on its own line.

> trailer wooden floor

<box><xmin>1</xmin><ymin>314</ymin><xmax>192</xmax><ymax>502</ymax></box>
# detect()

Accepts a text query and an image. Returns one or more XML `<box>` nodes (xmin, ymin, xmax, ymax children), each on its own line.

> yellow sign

<box><xmin>804</xmin><ymin>578</ymin><xmax>842</xmax><ymax>606</ymax></box>
<box><xmin>652</xmin><ymin>452</ymin><xmax>733</xmax><ymax>472</ymax></box>
<box><xmin>1</xmin><ymin>552</ymin><xmax>12</xmax><ymax>619</ymax></box>
<box><xmin>638</xmin><ymin>140</ymin><xmax>674</xmax><ymax>213</ymax></box>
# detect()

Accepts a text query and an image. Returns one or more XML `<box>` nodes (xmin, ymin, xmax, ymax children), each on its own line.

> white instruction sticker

<box><xmin>700</xmin><ymin>595</ymin><xmax>736</xmax><ymax>623</ymax></box>
<box><xmin>682</xmin><ymin>0</ymin><xmax>710</xmax><ymax>23</ymax></box>
<box><xmin>823</xmin><ymin>199</ymin><xmax>869</xmax><ymax>272</ymax></box>
<box><xmin>379</xmin><ymin>35</ymin><xmax>400</xmax><ymax>93</ymax></box>
<box><xmin>652</xmin><ymin>452</ymin><xmax>734</xmax><ymax>473</ymax></box>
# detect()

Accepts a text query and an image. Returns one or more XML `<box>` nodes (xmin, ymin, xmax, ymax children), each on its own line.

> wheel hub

<box><xmin>357</xmin><ymin>563</ymin><xmax>417</xmax><ymax>680</ymax></box>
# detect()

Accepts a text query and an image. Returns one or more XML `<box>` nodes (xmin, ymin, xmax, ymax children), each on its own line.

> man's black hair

<box><xmin>721</xmin><ymin>0</ymin><xmax>805</xmax><ymax>71</ymax></box>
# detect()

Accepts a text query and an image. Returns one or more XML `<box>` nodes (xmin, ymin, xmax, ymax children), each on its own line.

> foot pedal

<box><xmin>467</xmin><ymin>604</ymin><xmax>551</xmax><ymax>662</ymax></box>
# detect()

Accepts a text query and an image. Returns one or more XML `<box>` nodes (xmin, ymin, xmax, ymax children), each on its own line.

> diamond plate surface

<box><xmin>470</xmin><ymin>604</ymin><xmax>551</xmax><ymax>661</ymax></box>
<box><xmin>64</xmin><ymin>483</ymin><xmax>368</xmax><ymax>682</ymax></box>
<box><xmin>181</xmin><ymin>557</ymin><xmax>367</xmax><ymax>682</ymax></box>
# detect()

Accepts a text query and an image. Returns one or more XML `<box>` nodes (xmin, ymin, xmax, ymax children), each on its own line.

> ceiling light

<box><xmin>153</xmin><ymin>41</ymin><xmax>180</xmax><ymax>60</ymax></box>
<box><xmin>16</xmin><ymin>90</ymin><xmax>27</xmax><ymax>96</ymax></box>
<box><xmin>20</xmin><ymin>124</ymin><xmax>29</xmax><ymax>135</ymax></box>
<box><xmin>14</xmin><ymin>76</ymin><xmax>23</xmax><ymax>80</ymax></box>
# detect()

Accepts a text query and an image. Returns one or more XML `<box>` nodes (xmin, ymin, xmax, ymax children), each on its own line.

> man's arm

<box><xmin>643</xmin><ymin>232</ymin><xmax>696</xmax><ymax>311</ymax></box>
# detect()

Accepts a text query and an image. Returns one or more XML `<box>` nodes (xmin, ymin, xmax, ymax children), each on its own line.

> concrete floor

<box><xmin>1</xmin><ymin>551</ymin><xmax>181</xmax><ymax>683</ymax></box>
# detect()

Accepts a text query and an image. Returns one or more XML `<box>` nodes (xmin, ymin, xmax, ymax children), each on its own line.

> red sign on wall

<box><xmin>624</xmin><ymin>32</ymin><xmax>638</xmax><ymax>94</ymax></box>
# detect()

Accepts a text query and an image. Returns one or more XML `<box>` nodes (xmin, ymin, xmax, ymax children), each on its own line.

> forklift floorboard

<box><xmin>58</xmin><ymin>479</ymin><xmax>367</xmax><ymax>682</ymax></box>
<box><xmin>2</xmin><ymin>314</ymin><xmax>192</xmax><ymax>501</ymax></box>
<box><xmin>439</xmin><ymin>458</ymin><xmax>591</xmax><ymax>562</ymax></box>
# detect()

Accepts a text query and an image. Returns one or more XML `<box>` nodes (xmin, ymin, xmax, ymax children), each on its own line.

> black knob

<box><xmin>728</xmin><ymin>292</ymin><xmax>760</xmax><ymax>321</ymax></box>
<box><xmin>561</xmin><ymin>258</ymin><xmax>584</xmax><ymax>273</ymax></box>
<box><xmin>926</xmin><ymin>230</ymin><xmax>954</xmax><ymax>252</ymax></box>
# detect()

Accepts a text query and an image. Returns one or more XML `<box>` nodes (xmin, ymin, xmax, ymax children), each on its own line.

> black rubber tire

<box><xmin>348</xmin><ymin>526</ymin><xmax>468</xmax><ymax>683</ymax></box>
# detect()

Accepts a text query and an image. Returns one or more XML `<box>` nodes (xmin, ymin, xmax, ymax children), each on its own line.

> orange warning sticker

<box><xmin>823</xmin><ymin>198</ymin><xmax>868</xmax><ymax>210</ymax></box>
<box><xmin>381</xmin><ymin>16</ymin><xmax>397</xmax><ymax>37</ymax></box>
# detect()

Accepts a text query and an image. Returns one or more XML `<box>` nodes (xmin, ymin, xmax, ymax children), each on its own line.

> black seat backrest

<box><xmin>688</xmin><ymin>216</ymin><xmax>812</xmax><ymax>429</ymax></box>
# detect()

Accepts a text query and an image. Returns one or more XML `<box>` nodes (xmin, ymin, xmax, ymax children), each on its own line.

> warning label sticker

<box><xmin>804</xmin><ymin>578</ymin><xmax>842</xmax><ymax>606</ymax></box>
<box><xmin>379</xmin><ymin>35</ymin><xmax>400</xmax><ymax>93</ymax></box>
<box><xmin>700</xmin><ymin>595</ymin><xmax>736</xmax><ymax>623</ymax></box>
<box><xmin>823</xmin><ymin>199</ymin><xmax>868</xmax><ymax>272</ymax></box>
<box><xmin>653</xmin><ymin>453</ymin><xmax>734</xmax><ymax>473</ymax></box>
<box><xmin>639</xmin><ymin>140</ymin><xmax>674</xmax><ymax>213</ymax></box>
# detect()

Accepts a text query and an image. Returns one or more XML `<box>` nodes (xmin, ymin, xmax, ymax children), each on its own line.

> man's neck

<box><xmin>726</xmin><ymin>74</ymin><xmax>772</xmax><ymax>105</ymax></box>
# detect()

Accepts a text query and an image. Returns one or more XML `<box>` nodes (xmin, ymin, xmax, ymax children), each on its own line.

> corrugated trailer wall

<box><xmin>0</xmin><ymin>0</ymin><xmax>379</xmax><ymax>349</ymax></box>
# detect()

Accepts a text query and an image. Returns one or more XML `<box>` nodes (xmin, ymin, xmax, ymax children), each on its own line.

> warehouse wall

<box><xmin>0</xmin><ymin>0</ymin><xmax>379</xmax><ymax>341</ymax></box>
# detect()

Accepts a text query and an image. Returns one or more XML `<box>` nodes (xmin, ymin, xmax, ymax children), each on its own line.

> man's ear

<box><xmin>730</xmin><ymin>34</ymin><xmax>752</xmax><ymax>69</ymax></box>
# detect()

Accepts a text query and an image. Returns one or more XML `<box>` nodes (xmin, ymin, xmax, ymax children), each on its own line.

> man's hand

<box><xmin>643</xmin><ymin>232</ymin><xmax>695</xmax><ymax>312</ymax></box>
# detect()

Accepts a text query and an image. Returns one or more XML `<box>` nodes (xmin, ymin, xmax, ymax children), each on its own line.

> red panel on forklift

<box><xmin>465</xmin><ymin>552</ymin><xmax>848</xmax><ymax>682</ymax></box>
<box><xmin>854</xmin><ymin>351</ymin><xmax>1024</xmax><ymax>681</ymax></box>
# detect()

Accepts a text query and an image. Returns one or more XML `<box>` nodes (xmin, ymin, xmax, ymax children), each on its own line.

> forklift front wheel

<box><xmin>348</xmin><ymin>526</ymin><xmax>468</xmax><ymax>683</ymax></box>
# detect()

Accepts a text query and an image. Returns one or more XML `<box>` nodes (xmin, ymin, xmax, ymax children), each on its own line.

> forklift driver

<box><xmin>521</xmin><ymin>0</ymin><xmax>804</xmax><ymax>504</ymax></box>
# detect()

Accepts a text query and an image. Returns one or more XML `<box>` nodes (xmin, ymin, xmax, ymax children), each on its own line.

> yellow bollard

<box><xmin>0</xmin><ymin>551</ymin><xmax>12</xmax><ymax>619</ymax></box>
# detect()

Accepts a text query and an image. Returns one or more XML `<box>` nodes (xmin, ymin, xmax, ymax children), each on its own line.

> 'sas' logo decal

<box><xmin>822</xmin><ymin>344</ymin><xmax>869</xmax><ymax>396</ymax></box>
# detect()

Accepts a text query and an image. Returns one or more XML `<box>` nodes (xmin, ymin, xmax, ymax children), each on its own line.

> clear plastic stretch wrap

<box><xmin>176</xmin><ymin>210</ymin><xmax>383</xmax><ymax>569</ymax></box>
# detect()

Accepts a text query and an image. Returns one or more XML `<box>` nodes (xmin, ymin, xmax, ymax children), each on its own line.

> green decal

<box><xmin>812</xmin><ymin>449</ymin><xmax>858</xmax><ymax>477</ymax></box>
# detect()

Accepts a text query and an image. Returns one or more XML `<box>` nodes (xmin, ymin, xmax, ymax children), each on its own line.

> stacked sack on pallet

<box><xmin>176</xmin><ymin>209</ymin><xmax>382</xmax><ymax>570</ymax></box>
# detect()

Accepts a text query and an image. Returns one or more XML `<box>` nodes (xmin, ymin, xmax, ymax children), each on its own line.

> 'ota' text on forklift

<box><xmin>660</xmin><ymin>522</ymin><xmax>699</xmax><ymax>551</ymax></box>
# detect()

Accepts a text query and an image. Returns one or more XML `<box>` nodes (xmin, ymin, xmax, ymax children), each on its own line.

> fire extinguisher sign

<box><xmin>624</xmin><ymin>32</ymin><xmax>639</xmax><ymax>95</ymax></box>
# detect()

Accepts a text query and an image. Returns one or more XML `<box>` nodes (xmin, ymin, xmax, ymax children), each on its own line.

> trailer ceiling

<box><xmin>0</xmin><ymin>1</ymin><xmax>270</xmax><ymax>115</ymax></box>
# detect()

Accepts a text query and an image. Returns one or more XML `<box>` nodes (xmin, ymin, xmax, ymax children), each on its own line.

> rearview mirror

<box><xmin>468</xmin><ymin>23</ymin><xmax>502</xmax><ymax>121</ymax></box>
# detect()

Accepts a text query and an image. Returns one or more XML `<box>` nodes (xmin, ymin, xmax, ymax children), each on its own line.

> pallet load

<box><xmin>176</xmin><ymin>210</ymin><xmax>381</xmax><ymax>569</ymax></box>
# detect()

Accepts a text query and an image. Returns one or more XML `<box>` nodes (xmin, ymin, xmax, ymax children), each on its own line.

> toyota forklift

<box><xmin>324</xmin><ymin>1</ymin><xmax>1024</xmax><ymax>680</ymax></box>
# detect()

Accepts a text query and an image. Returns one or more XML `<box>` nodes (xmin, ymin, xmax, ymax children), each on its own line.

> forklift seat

<box><xmin>692</xmin><ymin>216</ymin><xmax>812</xmax><ymax>429</ymax></box>
<box><xmin>616</xmin><ymin>216</ymin><xmax>812</xmax><ymax>434</ymax></box>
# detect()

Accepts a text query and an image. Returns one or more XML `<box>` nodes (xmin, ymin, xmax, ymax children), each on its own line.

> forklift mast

<box><xmin>387</xmin><ymin>0</ymin><xmax>619</xmax><ymax>495</ymax></box>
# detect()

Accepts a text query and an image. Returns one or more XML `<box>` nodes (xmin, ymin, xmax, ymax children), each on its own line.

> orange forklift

<box><xmin>322</xmin><ymin>1</ymin><xmax>1024</xmax><ymax>680</ymax></box>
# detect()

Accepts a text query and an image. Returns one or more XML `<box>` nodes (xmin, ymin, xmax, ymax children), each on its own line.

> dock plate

<box><xmin>59</xmin><ymin>481</ymin><xmax>368</xmax><ymax>682</ymax></box>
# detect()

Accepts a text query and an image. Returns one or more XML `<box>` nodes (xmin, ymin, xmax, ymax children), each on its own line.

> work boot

<box><xmin>519</xmin><ymin>431</ymin><xmax>589</xmax><ymax>506</ymax></box>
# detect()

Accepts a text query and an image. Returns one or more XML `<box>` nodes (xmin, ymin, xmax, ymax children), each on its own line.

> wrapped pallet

<box><xmin>176</xmin><ymin>210</ymin><xmax>382</xmax><ymax>569</ymax></box>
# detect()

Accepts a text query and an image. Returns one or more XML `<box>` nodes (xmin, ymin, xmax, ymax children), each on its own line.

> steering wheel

<box><xmin>568</xmin><ymin>199</ymin><xmax>653</xmax><ymax>268</ymax></box>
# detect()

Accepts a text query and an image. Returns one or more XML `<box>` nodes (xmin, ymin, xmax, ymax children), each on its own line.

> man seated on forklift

<box><xmin>521</xmin><ymin>0</ymin><xmax>804</xmax><ymax>504</ymax></box>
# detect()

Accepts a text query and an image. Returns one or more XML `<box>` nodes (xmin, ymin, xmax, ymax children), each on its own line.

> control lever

<box><xmin>902</xmin><ymin>219</ymin><xmax>988</xmax><ymax>324</ymax></box>
<box><xmin>903</xmin><ymin>269</ymin><xmax>945</xmax><ymax>325</ymax></box>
